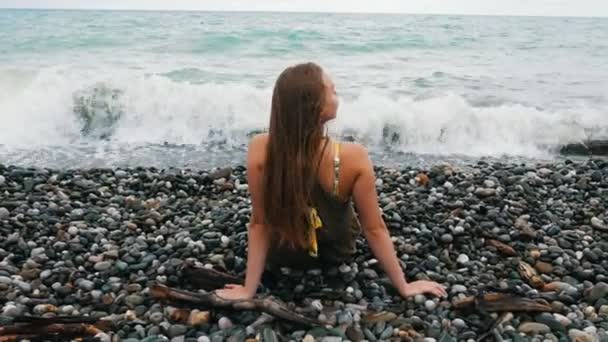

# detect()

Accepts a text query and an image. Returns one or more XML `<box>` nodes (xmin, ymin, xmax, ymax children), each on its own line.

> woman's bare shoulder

<box><xmin>340</xmin><ymin>141</ymin><xmax>370</xmax><ymax>161</ymax></box>
<box><xmin>249</xmin><ymin>133</ymin><xmax>269</xmax><ymax>146</ymax></box>
<box><xmin>247</xmin><ymin>133</ymin><xmax>269</xmax><ymax>167</ymax></box>
<box><xmin>339</xmin><ymin>141</ymin><xmax>372</xmax><ymax>175</ymax></box>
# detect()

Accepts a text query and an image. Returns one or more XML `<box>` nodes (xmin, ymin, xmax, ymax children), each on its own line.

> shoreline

<box><xmin>0</xmin><ymin>160</ymin><xmax>607</xmax><ymax>341</ymax></box>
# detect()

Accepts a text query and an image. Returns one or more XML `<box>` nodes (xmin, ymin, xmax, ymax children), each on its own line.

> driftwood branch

<box><xmin>150</xmin><ymin>283</ymin><xmax>324</xmax><ymax>327</ymax></box>
<box><xmin>12</xmin><ymin>316</ymin><xmax>100</xmax><ymax>325</ymax></box>
<box><xmin>486</xmin><ymin>239</ymin><xmax>518</xmax><ymax>257</ymax></box>
<box><xmin>0</xmin><ymin>316</ymin><xmax>112</xmax><ymax>341</ymax></box>
<box><xmin>0</xmin><ymin>323</ymin><xmax>103</xmax><ymax>341</ymax></box>
<box><xmin>453</xmin><ymin>293</ymin><xmax>553</xmax><ymax>313</ymax></box>
<box><xmin>182</xmin><ymin>265</ymin><xmax>243</xmax><ymax>291</ymax></box>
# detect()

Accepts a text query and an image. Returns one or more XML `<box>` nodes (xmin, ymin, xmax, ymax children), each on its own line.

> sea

<box><xmin>1</xmin><ymin>9</ymin><xmax>607</xmax><ymax>169</ymax></box>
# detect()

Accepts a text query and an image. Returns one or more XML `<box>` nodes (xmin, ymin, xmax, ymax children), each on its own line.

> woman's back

<box><xmin>248</xmin><ymin>133</ymin><xmax>365</xmax><ymax>204</ymax></box>
<box><xmin>249</xmin><ymin>133</ymin><xmax>367</xmax><ymax>265</ymax></box>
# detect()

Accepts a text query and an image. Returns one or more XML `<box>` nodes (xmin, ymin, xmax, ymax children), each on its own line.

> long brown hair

<box><xmin>263</xmin><ymin>63</ymin><xmax>327</xmax><ymax>249</ymax></box>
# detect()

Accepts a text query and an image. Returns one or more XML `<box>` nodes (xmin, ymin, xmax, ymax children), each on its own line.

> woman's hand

<box><xmin>400</xmin><ymin>280</ymin><xmax>447</xmax><ymax>298</ymax></box>
<box><xmin>216</xmin><ymin>284</ymin><xmax>256</xmax><ymax>300</ymax></box>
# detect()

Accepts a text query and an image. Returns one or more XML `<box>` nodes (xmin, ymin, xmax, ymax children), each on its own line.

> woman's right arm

<box><xmin>350</xmin><ymin>145</ymin><xmax>446</xmax><ymax>298</ymax></box>
<box><xmin>217</xmin><ymin>135</ymin><xmax>270</xmax><ymax>299</ymax></box>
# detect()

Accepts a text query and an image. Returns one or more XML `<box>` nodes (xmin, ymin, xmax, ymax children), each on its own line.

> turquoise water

<box><xmin>1</xmin><ymin>10</ymin><xmax>608</xmax><ymax>168</ymax></box>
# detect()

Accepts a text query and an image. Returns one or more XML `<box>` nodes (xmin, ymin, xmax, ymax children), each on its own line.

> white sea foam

<box><xmin>1</xmin><ymin>67</ymin><xmax>606</xmax><ymax>161</ymax></box>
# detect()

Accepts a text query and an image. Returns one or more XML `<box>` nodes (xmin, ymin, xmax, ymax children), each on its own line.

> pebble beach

<box><xmin>1</xmin><ymin>160</ymin><xmax>607</xmax><ymax>341</ymax></box>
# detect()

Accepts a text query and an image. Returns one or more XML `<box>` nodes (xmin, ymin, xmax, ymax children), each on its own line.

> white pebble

<box><xmin>303</xmin><ymin>335</ymin><xmax>315</xmax><ymax>342</ymax></box>
<box><xmin>425</xmin><ymin>300</ymin><xmax>437</xmax><ymax>311</ymax></box>
<box><xmin>311</xmin><ymin>299</ymin><xmax>323</xmax><ymax>312</ymax></box>
<box><xmin>67</xmin><ymin>226</ymin><xmax>79</xmax><ymax>235</ymax></box>
<box><xmin>197</xmin><ymin>337</ymin><xmax>211</xmax><ymax>342</ymax></box>
<box><xmin>94</xmin><ymin>333</ymin><xmax>111</xmax><ymax>342</ymax></box>
<box><xmin>452</xmin><ymin>318</ymin><xmax>467</xmax><ymax>329</ymax></box>
<box><xmin>218</xmin><ymin>317</ymin><xmax>233</xmax><ymax>330</ymax></box>
<box><xmin>583</xmin><ymin>326</ymin><xmax>597</xmax><ymax>335</ymax></box>
<box><xmin>452</xmin><ymin>284</ymin><xmax>467</xmax><ymax>293</ymax></box>
<box><xmin>457</xmin><ymin>254</ymin><xmax>470</xmax><ymax>264</ymax></box>
<box><xmin>0</xmin><ymin>207</ymin><xmax>10</xmax><ymax>219</ymax></box>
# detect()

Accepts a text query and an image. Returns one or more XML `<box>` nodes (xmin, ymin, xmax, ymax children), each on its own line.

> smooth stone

<box><xmin>311</xmin><ymin>300</ymin><xmax>323</xmax><ymax>312</ymax></box>
<box><xmin>337</xmin><ymin>311</ymin><xmax>354</xmax><ymax>325</ymax></box>
<box><xmin>30</xmin><ymin>247</ymin><xmax>46</xmax><ymax>258</ymax></box>
<box><xmin>414</xmin><ymin>294</ymin><xmax>426</xmax><ymax>305</ymax></box>
<box><xmin>197</xmin><ymin>337</ymin><xmax>210</xmax><ymax>342</ymax></box>
<box><xmin>587</xmin><ymin>283</ymin><xmax>608</xmax><ymax>303</ymax></box>
<box><xmin>553</xmin><ymin>313</ymin><xmax>572</xmax><ymax>327</ymax></box>
<box><xmin>95</xmin><ymin>333</ymin><xmax>112</xmax><ymax>342</ymax></box>
<box><xmin>362</xmin><ymin>269</ymin><xmax>378</xmax><ymax>279</ymax></box>
<box><xmin>227</xmin><ymin>328</ymin><xmax>246</xmax><ymax>342</ymax></box>
<box><xmin>94</xmin><ymin>261</ymin><xmax>113</xmax><ymax>272</ymax></box>
<box><xmin>535</xmin><ymin>261</ymin><xmax>553</xmax><ymax>274</ymax></box>
<box><xmin>218</xmin><ymin>317</ymin><xmax>233</xmax><ymax>330</ymax></box>
<box><xmin>379</xmin><ymin>326</ymin><xmax>393</xmax><ymax>339</ymax></box>
<box><xmin>2</xmin><ymin>304</ymin><xmax>23</xmax><ymax>317</ymax></box>
<box><xmin>425</xmin><ymin>300</ymin><xmax>437</xmax><ymax>311</ymax></box>
<box><xmin>125</xmin><ymin>295</ymin><xmax>145</xmax><ymax>307</ymax></box>
<box><xmin>452</xmin><ymin>285</ymin><xmax>467</xmax><ymax>293</ymax></box>
<box><xmin>453</xmin><ymin>318</ymin><xmax>467</xmax><ymax>329</ymax></box>
<box><xmin>441</xmin><ymin>234</ymin><xmax>454</xmax><ymax>243</ymax></box>
<box><xmin>68</xmin><ymin>226</ymin><xmax>79</xmax><ymax>235</ymax></box>
<box><xmin>475</xmin><ymin>188</ymin><xmax>496</xmax><ymax>197</ymax></box>
<box><xmin>78</xmin><ymin>279</ymin><xmax>95</xmax><ymax>291</ymax></box>
<box><xmin>302</xmin><ymin>335</ymin><xmax>315</xmax><ymax>342</ymax></box>
<box><xmin>149</xmin><ymin>312</ymin><xmax>164</xmax><ymax>324</ymax></box>
<box><xmin>454</xmin><ymin>226</ymin><xmax>465</xmax><ymax>234</ymax></box>
<box><xmin>168</xmin><ymin>325</ymin><xmax>188</xmax><ymax>338</ymax></box>
<box><xmin>321</xmin><ymin>337</ymin><xmax>342</xmax><ymax>342</ymax></box>
<box><xmin>0</xmin><ymin>207</ymin><xmax>9</xmax><ymax>219</ymax></box>
<box><xmin>535</xmin><ymin>313</ymin><xmax>565</xmax><ymax>332</ymax></box>
<box><xmin>457</xmin><ymin>254</ymin><xmax>470</xmax><ymax>264</ymax></box>
<box><xmin>569</xmin><ymin>329</ymin><xmax>598</xmax><ymax>342</ymax></box>
<box><xmin>13</xmin><ymin>280</ymin><xmax>31</xmax><ymax>293</ymax></box>
<box><xmin>188</xmin><ymin>310</ymin><xmax>210</xmax><ymax>327</ymax></box>
<box><xmin>518</xmin><ymin>322</ymin><xmax>551</xmax><ymax>335</ymax></box>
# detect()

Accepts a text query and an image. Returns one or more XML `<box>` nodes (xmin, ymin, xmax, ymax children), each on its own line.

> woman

<box><xmin>218</xmin><ymin>63</ymin><xmax>446</xmax><ymax>300</ymax></box>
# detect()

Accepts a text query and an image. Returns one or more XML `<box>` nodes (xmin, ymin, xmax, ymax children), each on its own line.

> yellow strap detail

<box><xmin>333</xmin><ymin>142</ymin><xmax>341</xmax><ymax>197</ymax></box>
<box><xmin>309</xmin><ymin>208</ymin><xmax>323</xmax><ymax>257</ymax></box>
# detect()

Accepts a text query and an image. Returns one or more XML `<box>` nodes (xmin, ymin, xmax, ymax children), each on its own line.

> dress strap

<box><xmin>333</xmin><ymin>142</ymin><xmax>341</xmax><ymax>197</ymax></box>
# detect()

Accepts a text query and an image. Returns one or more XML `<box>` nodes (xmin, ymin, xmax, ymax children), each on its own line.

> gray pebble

<box><xmin>94</xmin><ymin>261</ymin><xmax>113</xmax><ymax>272</ymax></box>
<box><xmin>0</xmin><ymin>207</ymin><xmax>9</xmax><ymax>219</ymax></box>
<box><xmin>78</xmin><ymin>279</ymin><xmax>95</xmax><ymax>291</ymax></box>
<box><xmin>168</xmin><ymin>324</ymin><xmax>188</xmax><ymax>338</ymax></box>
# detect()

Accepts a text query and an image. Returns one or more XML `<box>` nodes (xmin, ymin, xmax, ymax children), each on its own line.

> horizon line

<box><xmin>0</xmin><ymin>7</ymin><xmax>607</xmax><ymax>19</ymax></box>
